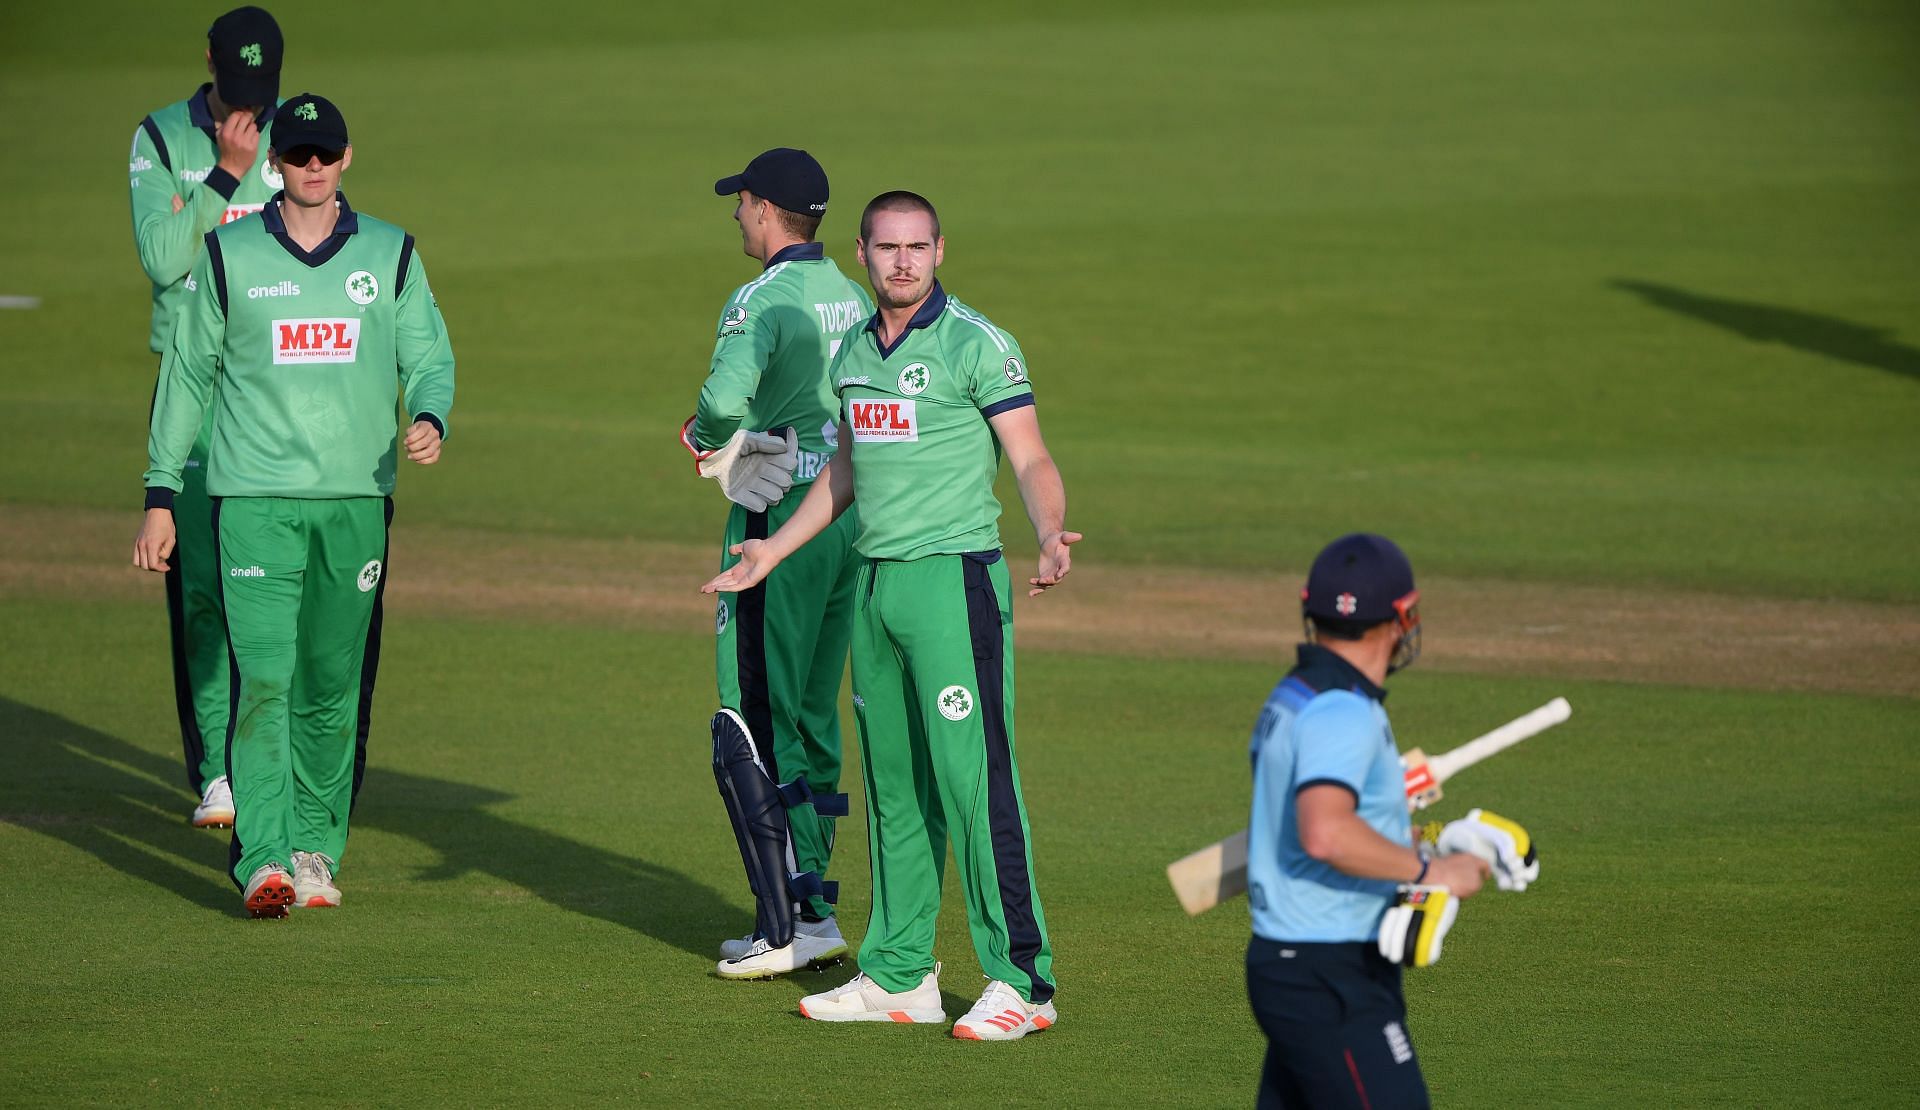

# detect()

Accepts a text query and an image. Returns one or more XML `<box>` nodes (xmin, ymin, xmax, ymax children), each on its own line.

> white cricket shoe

<box><xmin>715</xmin><ymin>925</ymin><xmax>850</xmax><ymax>980</ymax></box>
<box><xmin>290</xmin><ymin>850</ymin><xmax>342</xmax><ymax>909</ymax></box>
<box><xmin>242</xmin><ymin>862</ymin><xmax>294</xmax><ymax>919</ymax></box>
<box><xmin>952</xmin><ymin>979</ymin><xmax>1057</xmax><ymax>1041</ymax></box>
<box><xmin>192</xmin><ymin>775</ymin><xmax>235</xmax><ymax>828</ymax></box>
<box><xmin>798</xmin><ymin>967</ymin><xmax>945</xmax><ymax>1023</ymax></box>
<box><xmin>718</xmin><ymin>917</ymin><xmax>845</xmax><ymax>961</ymax></box>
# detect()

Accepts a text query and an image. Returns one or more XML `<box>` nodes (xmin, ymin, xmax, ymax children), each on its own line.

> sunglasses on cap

<box><xmin>280</xmin><ymin>145</ymin><xmax>345</xmax><ymax>167</ymax></box>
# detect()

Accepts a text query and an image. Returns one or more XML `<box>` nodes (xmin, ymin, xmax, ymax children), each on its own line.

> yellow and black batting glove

<box><xmin>1377</xmin><ymin>886</ymin><xmax>1458</xmax><ymax>968</ymax></box>
<box><xmin>1438</xmin><ymin>808</ymin><xmax>1539</xmax><ymax>892</ymax></box>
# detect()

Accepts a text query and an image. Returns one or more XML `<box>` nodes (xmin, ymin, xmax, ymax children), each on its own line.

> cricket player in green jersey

<box><xmin>133</xmin><ymin>93</ymin><xmax>455</xmax><ymax>918</ymax></box>
<box><xmin>688</xmin><ymin>149</ymin><xmax>873</xmax><ymax>981</ymax></box>
<box><xmin>705</xmin><ymin>191</ymin><xmax>1080</xmax><ymax>1040</ymax></box>
<box><xmin>129</xmin><ymin>5</ymin><xmax>287</xmax><ymax>829</ymax></box>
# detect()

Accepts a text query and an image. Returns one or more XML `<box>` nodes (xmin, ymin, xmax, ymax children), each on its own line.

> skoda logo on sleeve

<box><xmin>345</xmin><ymin>271</ymin><xmax>379</xmax><ymax>305</ymax></box>
<box><xmin>722</xmin><ymin>306</ymin><xmax>748</xmax><ymax>329</ymax></box>
<box><xmin>937</xmin><ymin>685</ymin><xmax>974</xmax><ymax>721</ymax></box>
<box><xmin>898</xmin><ymin>363</ymin><xmax>930</xmax><ymax>396</ymax></box>
<box><xmin>357</xmin><ymin>559</ymin><xmax>383</xmax><ymax>593</ymax></box>
<box><xmin>1004</xmin><ymin>356</ymin><xmax>1027</xmax><ymax>384</ymax></box>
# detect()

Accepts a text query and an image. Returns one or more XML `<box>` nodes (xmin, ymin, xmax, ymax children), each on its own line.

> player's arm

<box><xmin>394</xmin><ymin>244</ymin><xmax>455</xmax><ymax>465</ymax></box>
<box><xmin>688</xmin><ymin>294</ymin><xmax>779</xmax><ymax>453</ymax></box>
<box><xmin>127</xmin><ymin>116</ymin><xmax>255</xmax><ymax>286</ymax></box>
<box><xmin>134</xmin><ymin>242</ymin><xmax>226</xmax><ymax>572</ymax></box>
<box><xmin>977</xmin><ymin>340</ymin><xmax>1080</xmax><ymax>596</ymax></box>
<box><xmin>700</xmin><ymin>423</ymin><xmax>854</xmax><ymax>595</ymax></box>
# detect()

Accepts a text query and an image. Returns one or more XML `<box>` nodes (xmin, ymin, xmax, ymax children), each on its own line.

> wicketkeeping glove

<box><xmin>1436</xmin><ymin>808</ymin><xmax>1539</xmax><ymax>892</ymax></box>
<box><xmin>693</xmin><ymin>426</ymin><xmax>798</xmax><ymax>512</ymax></box>
<box><xmin>1377</xmin><ymin>885</ymin><xmax>1458</xmax><ymax>968</ymax></box>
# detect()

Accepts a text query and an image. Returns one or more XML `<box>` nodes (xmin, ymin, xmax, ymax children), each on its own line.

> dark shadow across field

<box><xmin>1612</xmin><ymin>279</ymin><xmax>1920</xmax><ymax>381</ymax></box>
<box><xmin>1</xmin><ymin>697</ymin><xmax>735</xmax><ymax>959</ymax></box>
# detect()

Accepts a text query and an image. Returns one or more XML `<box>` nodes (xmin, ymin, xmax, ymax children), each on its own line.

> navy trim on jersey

<box><xmin>766</xmin><ymin>241</ymin><xmax>824</xmax><ymax>268</ymax></box>
<box><xmin>980</xmin><ymin>394</ymin><xmax>1035</xmax><ymax>420</ymax></box>
<box><xmin>1289</xmin><ymin>643</ymin><xmax>1388</xmax><ymax>703</ymax></box>
<box><xmin>863</xmin><ymin>281</ymin><xmax>948</xmax><ymax>359</ymax></box>
<box><xmin>140</xmin><ymin>116</ymin><xmax>172</xmax><ymax>173</ymax></box>
<box><xmin>259</xmin><ymin>191</ymin><xmax>360</xmax><ymax>268</ymax></box>
<box><xmin>1294</xmin><ymin>777</ymin><xmax>1360</xmax><ymax>802</ymax></box>
<box><xmin>395</xmin><ymin>234</ymin><xmax>415</xmax><ymax>296</ymax></box>
<box><xmin>963</xmin><ymin>553</ymin><xmax>1053</xmax><ymax>1004</ymax></box>
<box><xmin>350</xmin><ymin>496</ymin><xmax>394</xmax><ymax>810</ymax></box>
<box><xmin>204</xmin><ymin>232</ymin><xmax>229</xmax><ymax>315</ymax></box>
<box><xmin>205</xmin><ymin>166</ymin><xmax>240</xmax><ymax>202</ymax></box>
<box><xmin>413</xmin><ymin>412</ymin><xmax>445</xmax><ymax>437</ymax></box>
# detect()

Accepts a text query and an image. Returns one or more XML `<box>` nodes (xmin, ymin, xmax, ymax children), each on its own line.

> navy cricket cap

<box><xmin>207</xmin><ymin>7</ymin><xmax>283</xmax><ymax>109</ymax></box>
<box><xmin>1302</xmin><ymin>533</ymin><xmax>1417</xmax><ymax>623</ymax></box>
<box><xmin>714</xmin><ymin>148</ymin><xmax>829</xmax><ymax>216</ymax></box>
<box><xmin>272</xmin><ymin>93</ymin><xmax>349</xmax><ymax>153</ymax></box>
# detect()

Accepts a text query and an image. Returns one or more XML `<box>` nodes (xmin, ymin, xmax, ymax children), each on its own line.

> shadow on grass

<box><xmin>1</xmin><ymin>697</ymin><xmax>741</xmax><ymax>959</ymax></box>
<box><xmin>1611</xmin><ymin>279</ymin><xmax>1920</xmax><ymax>382</ymax></box>
<box><xmin>0</xmin><ymin>697</ymin><xmax>233</xmax><ymax>912</ymax></box>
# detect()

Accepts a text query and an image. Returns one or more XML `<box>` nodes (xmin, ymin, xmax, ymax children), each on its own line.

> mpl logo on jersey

<box><xmin>272</xmin><ymin>318</ymin><xmax>360</xmax><ymax>364</ymax></box>
<box><xmin>221</xmin><ymin>202</ymin><xmax>265</xmax><ymax>225</ymax></box>
<box><xmin>848</xmin><ymin>398</ymin><xmax>918</xmax><ymax>442</ymax></box>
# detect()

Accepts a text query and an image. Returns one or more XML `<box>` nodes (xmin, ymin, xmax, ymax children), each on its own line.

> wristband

<box><xmin>1413</xmin><ymin>857</ymin><xmax>1430</xmax><ymax>884</ymax></box>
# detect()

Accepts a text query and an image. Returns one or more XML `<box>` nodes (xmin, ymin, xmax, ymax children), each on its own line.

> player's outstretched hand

<box><xmin>404</xmin><ymin>419</ymin><xmax>443</xmax><ymax>465</ymax></box>
<box><xmin>1029</xmin><ymin>530</ymin><xmax>1083</xmax><ymax>596</ymax></box>
<box><xmin>216</xmin><ymin>110</ymin><xmax>260</xmax><ymax>179</ymax></box>
<box><xmin>132</xmin><ymin>508</ymin><xmax>177</xmax><ymax>573</ymax></box>
<box><xmin>702</xmin><ymin>539</ymin><xmax>778</xmax><ymax>595</ymax></box>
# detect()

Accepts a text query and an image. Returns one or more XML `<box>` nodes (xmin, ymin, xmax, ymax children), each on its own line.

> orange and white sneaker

<box><xmin>192</xmin><ymin>775</ymin><xmax>235</xmax><ymax>828</ymax></box>
<box><xmin>952</xmin><ymin>980</ymin><xmax>1056</xmax><ymax>1041</ymax></box>
<box><xmin>290</xmin><ymin>851</ymin><xmax>342</xmax><ymax>909</ymax></box>
<box><xmin>798</xmin><ymin>967</ymin><xmax>945</xmax><ymax>1024</ymax></box>
<box><xmin>242</xmin><ymin>863</ymin><xmax>295</xmax><ymax>919</ymax></box>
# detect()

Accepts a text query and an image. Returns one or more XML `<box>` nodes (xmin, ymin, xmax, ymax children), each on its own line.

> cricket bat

<box><xmin>1165</xmin><ymin>697</ymin><xmax>1571</xmax><ymax>916</ymax></box>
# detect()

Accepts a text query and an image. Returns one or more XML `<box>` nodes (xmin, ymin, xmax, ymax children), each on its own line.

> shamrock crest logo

<box><xmin>358</xmin><ymin>559</ymin><xmax>383</xmax><ymax>593</ymax></box>
<box><xmin>295</xmin><ymin>102</ymin><xmax>319</xmax><ymax>122</ymax></box>
<box><xmin>345</xmin><ymin>270</ymin><xmax>379</xmax><ymax>305</ymax></box>
<box><xmin>715</xmin><ymin>599</ymin><xmax>730</xmax><ymax>635</ymax></box>
<box><xmin>937</xmin><ymin>685</ymin><xmax>974</xmax><ymax>722</ymax></box>
<box><xmin>898</xmin><ymin>362</ymin><xmax>930</xmax><ymax>396</ymax></box>
<box><xmin>240</xmin><ymin>43</ymin><xmax>263</xmax><ymax>67</ymax></box>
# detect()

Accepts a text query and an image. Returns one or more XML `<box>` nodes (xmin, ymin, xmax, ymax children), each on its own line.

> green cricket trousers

<box><xmin>852</xmin><ymin>550</ymin><xmax>1055</xmax><ymax>1004</ymax></box>
<box><xmin>715</xmin><ymin>496</ymin><xmax>859</xmax><ymax>919</ymax></box>
<box><xmin>214</xmin><ymin>496</ymin><xmax>389</xmax><ymax>888</ymax></box>
<box><xmin>165</xmin><ymin>454</ymin><xmax>230</xmax><ymax>794</ymax></box>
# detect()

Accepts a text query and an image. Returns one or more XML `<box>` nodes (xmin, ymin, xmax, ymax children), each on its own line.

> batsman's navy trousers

<box><xmin>1246</xmin><ymin>937</ymin><xmax>1431</xmax><ymax>1109</ymax></box>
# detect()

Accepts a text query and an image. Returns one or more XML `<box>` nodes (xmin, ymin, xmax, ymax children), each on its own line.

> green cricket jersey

<box><xmin>830</xmin><ymin>282</ymin><xmax>1035</xmax><ymax>561</ymax></box>
<box><xmin>692</xmin><ymin>242</ymin><xmax>872</xmax><ymax>485</ymax></box>
<box><xmin>130</xmin><ymin>85</ymin><xmax>285</xmax><ymax>356</ymax></box>
<box><xmin>144</xmin><ymin>193</ymin><xmax>455</xmax><ymax>502</ymax></box>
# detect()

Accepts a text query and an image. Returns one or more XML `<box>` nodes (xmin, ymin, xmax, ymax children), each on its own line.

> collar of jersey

<box><xmin>260</xmin><ymin>191</ymin><xmax>360</xmax><ymax>268</ymax></box>
<box><xmin>765</xmin><ymin>241</ymin><xmax>824</xmax><ymax>269</ymax></box>
<box><xmin>862</xmin><ymin>280</ymin><xmax>947</xmax><ymax>359</ymax></box>
<box><xmin>1288</xmin><ymin>643</ymin><xmax>1388</xmax><ymax>703</ymax></box>
<box><xmin>189</xmin><ymin>83</ymin><xmax>277</xmax><ymax>132</ymax></box>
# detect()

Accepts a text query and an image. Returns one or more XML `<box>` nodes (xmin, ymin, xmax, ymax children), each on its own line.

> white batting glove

<box><xmin>696</xmin><ymin>427</ymin><xmax>796</xmax><ymax>511</ymax></box>
<box><xmin>1377</xmin><ymin>885</ymin><xmax>1458</xmax><ymax>968</ymax></box>
<box><xmin>1436</xmin><ymin>808</ymin><xmax>1539</xmax><ymax>892</ymax></box>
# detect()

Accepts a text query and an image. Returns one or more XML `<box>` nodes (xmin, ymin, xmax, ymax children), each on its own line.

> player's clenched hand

<box><xmin>1029</xmin><ymin>530</ymin><xmax>1082</xmax><ymax>597</ymax></box>
<box><xmin>702</xmin><ymin>539</ymin><xmax>778</xmax><ymax>595</ymax></box>
<box><xmin>132</xmin><ymin>508</ymin><xmax>177</xmax><ymax>573</ymax></box>
<box><xmin>404</xmin><ymin>420</ymin><xmax>443</xmax><ymax>464</ymax></box>
<box><xmin>216</xmin><ymin>110</ymin><xmax>260</xmax><ymax>179</ymax></box>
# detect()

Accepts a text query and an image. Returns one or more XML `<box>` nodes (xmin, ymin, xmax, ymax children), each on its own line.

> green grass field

<box><xmin>3</xmin><ymin>0</ymin><xmax>1918</xmax><ymax>1105</ymax></box>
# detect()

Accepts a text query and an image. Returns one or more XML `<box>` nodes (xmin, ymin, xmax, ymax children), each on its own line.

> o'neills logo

<box><xmin>273</xmin><ymin>318</ymin><xmax>360</xmax><ymax>364</ymax></box>
<box><xmin>229</xmin><ymin>566</ymin><xmax>265</xmax><ymax>577</ymax></box>
<box><xmin>247</xmin><ymin>279</ymin><xmax>298</xmax><ymax>297</ymax></box>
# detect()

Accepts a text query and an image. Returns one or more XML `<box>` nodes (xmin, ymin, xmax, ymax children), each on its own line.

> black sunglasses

<box><xmin>280</xmin><ymin>145</ymin><xmax>345</xmax><ymax>167</ymax></box>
